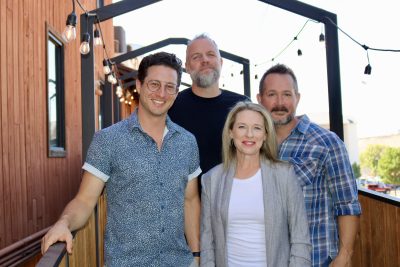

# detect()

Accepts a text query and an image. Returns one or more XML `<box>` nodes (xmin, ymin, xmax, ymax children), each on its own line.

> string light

<box><xmin>62</xmin><ymin>0</ymin><xmax>77</xmax><ymax>43</ymax></box>
<box><xmin>364</xmin><ymin>46</ymin><xmax>372</xmax><ymax>75</ymax></box>
<box><xmin>94</xmin><ymin>28</ymin><xmax>103</xmax><ymax>46</ymax></box>
<box><xmin>116</xmin><ymin>85</ymin><xmax>123</xmax><ymax>97</ymax></box>
<box><xmin>294</xmin><ymin>37</ymin><xmax>303</xmax><ymax>56</ymax></box>
<box><xmin>324</xmin><ymin>16</ymin><xmax>400</xmax><ymax>75</ymax></box>
<box><xmin>61</xmin><ymin>1</ymin><xmax>140</xmax><ymax>107</ymax></box>
<box><xmin>319</xmin><ymin>33</ymin><xmax>325</xmax><ymax>42</ymax></box>
<box><xmin>103</xmin><ymin>59</ymin><xmax>112</xmax><ymax>75</ymax></box>
<box><xmin>80</xmin><ymin>32</ymin><xmax>90</xmax><ymax>55</ymax></box>
<box><xmin>319</xmin><ymin>24</ymin><xmax>325</xmax><ymax>42</ymax></box>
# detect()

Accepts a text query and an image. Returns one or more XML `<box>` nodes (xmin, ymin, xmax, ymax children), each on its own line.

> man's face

<box><xmin>136</xmin><ymin>65</ymin><xmax>178</xmax><ymax>117</ymax></box>
<box><xmin>257</xmin><ymin>73</ymin><xmax>300</xmax><ymax>126</ymax></box>
<box><xmin>185</xmin><ymin>38</ymin><xmax>222</xmax><ymax>88</ymax></box>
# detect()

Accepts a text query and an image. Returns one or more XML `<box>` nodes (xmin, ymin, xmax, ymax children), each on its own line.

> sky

<box><xmin>112</xmin><ymin>0</ymin><xmax>400</xmax><ymax>138</ymax></box>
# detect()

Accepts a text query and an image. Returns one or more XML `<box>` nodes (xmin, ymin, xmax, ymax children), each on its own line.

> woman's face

<box><xmin>230</xmin><ymin>110</ymin><xmax>266</xmax><ymax>158</ymax></box>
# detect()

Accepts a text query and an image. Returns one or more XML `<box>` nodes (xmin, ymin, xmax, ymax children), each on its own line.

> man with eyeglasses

<box><xmin>169</xmin><ymin>34</ymin><xmax>249</xmax><ymax>192</ymax></box>
<box><xmin>41</xmin><ymin>52</ymin><xmax>201</xmax><ymax>267</ymax></box>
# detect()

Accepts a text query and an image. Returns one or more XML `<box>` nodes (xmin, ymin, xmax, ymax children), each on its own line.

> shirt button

<box><xmin>161</xmin><ymin>227</ymin><xmax>165</xmax><ymax>233</ymax></box>
<box><xmin>161</xmin><ymin>205</ymin><xmax>165</xmax><ymax>210</ymax></box>
<box><xmin>160</xmin><ymin>182</ymin><xmax>163</xmax><ymax>186</ymax></box>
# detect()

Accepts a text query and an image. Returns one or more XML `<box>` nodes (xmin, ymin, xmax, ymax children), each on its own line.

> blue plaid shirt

<box><xmin>278</xmin><ymin>115</ymin><xmax>361</xmax><ymax>267</ymax></box>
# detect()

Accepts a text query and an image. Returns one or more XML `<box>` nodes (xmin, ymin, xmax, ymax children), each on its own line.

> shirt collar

<box><xmin>293</xmin><ymin>114</ymin><xmax>311</xmax><ymax>135</ymax></box>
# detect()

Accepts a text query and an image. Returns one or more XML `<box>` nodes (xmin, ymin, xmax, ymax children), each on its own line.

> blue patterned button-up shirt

<box><xmin>83</xmin><ymin>110</ymin><xmax>201</xmax><ymax>267</ymax></box>
<box><xmin>278</xmin><ymin>115</ymin><xmax>361</xmax><ymax>267</ymax></box>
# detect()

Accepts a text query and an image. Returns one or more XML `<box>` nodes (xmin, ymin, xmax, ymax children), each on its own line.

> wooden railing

<box><xmin>35</xmin><ymin>193</ymin><xmax>107</xmax><ymax>267</ymax></box>
<box><xmin>18</xmin><ymin>189</ymin><xmax>400</xmax><ymax>267</ymax></box>
<box><xmin>0</xmin><ymin>227</ymin><xmax>50</xmax><ymax>266</ymax></box>
<box><xmin>352</xmin><ymin>189</ymin><xmax>400</xmax><ymax>267</ymax></box>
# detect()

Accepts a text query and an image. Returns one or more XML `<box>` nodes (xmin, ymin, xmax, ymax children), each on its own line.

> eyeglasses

<box><xmin>145</xmin><ymin>80</ymin><xmax>178</xmax><ymax>95</ymax></box>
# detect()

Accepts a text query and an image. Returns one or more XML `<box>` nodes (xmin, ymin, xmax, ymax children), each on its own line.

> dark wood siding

<box><xmin>0</xmin><ymin>0</ymin><xmax>113</xmax><ymax>250</ymax></box>
<box><xmin>352</xmin><ymin>193</ymin><xmax>400</xmax><ymax>267</ymax></box>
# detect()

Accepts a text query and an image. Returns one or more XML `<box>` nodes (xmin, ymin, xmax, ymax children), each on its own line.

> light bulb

<box><xmin>319</xmin><ymin>33</ymin><xmax>325</xmax><ymax>42</ymax></box>
<box><xmin>364</xmin><ymin>64</ymin><xmax>372</xmax><ymax>75</ymax></box>
<box><xmin>62</xmin><ymin>25</ymin><xmax>76</xmax><ymax>43</ymax></box>
<box><xmin>107</xmin><ymin>73</ymin><xmax>115</xmax><ymax>84</ymax></box>
<box><xmin>297</xmin><ymin>49</ymin><xmax>303</xmax><ymax>56</ymax></box>
<box><xmin>103</xmin><ymin>59</ymin><xmax>111</xmax><ymax>75</ymax></box>
<box><xmin>80</xmin><ymin>33</ymin><xmax>90</xmax><ymax>55</ymax></box>
<box><xmin>94</xmin><ymin>29</ymin><xmax>102</xmax><ymax>46</ymax></box>
<box><xmin>62</xmin><ymin>12</ymin><xmax>77</xmax><ymax>43</ymax></box>
<box><xmin>119</xmin><ymin>97</ymin><xmax>125</xmax><ymax>103</ymax></box>
<box><xmin>116</xmin><ymin>86</ymin><xmax>123</xmax><ymax>97</ymax></box>
<box><xmin>112</xmin><ymin>77</ymin><xmax>118</xmax><ymax>85</ymax></box>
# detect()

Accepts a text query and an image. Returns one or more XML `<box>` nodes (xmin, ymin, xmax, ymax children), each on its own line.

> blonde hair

<box><xmin>222</xmin><ymin>101</ymin><xmax>279</xmax><ymax>169</ymax></box>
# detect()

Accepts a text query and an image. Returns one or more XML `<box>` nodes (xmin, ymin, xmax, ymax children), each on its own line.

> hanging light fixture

<box><xmin>294</xmin><ymin>37</ymin><xmax>302</xmax><ymax>56</ymax></box>
<box><xmin>319</xmin><ymin>33</ymin><xmax>325</xmax><ymax>42</ymax></box>
<box><xmin>116</xmin><ymin>85</ymin><xmax>123</xmax><ymax>97</ymax></box>
<box><xmin>364</xmin><ymin>64</ymin><xmax>372</xmax><ymax>75</ymax></box>
<box><xmin>94</xmin><ymin>28</ymin><xmax>102</xmax><ymax>46</ymax></box>
<box><xmin>80</xmin><ymin>32</ymin><xmax>91</xmax><ymax>55</ymax></box>
<box><xmin>62</xmin><ymin>1</ymin><xmax>77</xmax><ymax>43</ymax></box>
<box><xmin>363</xmin><ymin>45</ymin><xmax>372</xmax><ymax>75</ymax></box>
<box><xmin>319</xmin><ymin>24</ymin><xmax>325</xmax><ymax>42</ymax></box>
<box><xmin>103</xmin><ymin>59</ymin><xmax>111</xmax><ymax>75</ymax></box>
<box><xmin>107</xmin><ymin>73</ymin><xmax>115</xmax><ymax>84</ymax></box>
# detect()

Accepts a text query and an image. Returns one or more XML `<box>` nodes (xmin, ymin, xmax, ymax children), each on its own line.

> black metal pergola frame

<box><xmin>81</xmin><ymin>0</ymin><xmax>343</xmax><ymax>159</ymax></box>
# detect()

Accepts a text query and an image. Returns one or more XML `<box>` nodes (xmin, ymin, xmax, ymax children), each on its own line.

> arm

<box><xmin>184</xmin><ymin>177</ymin><xmax>201</xmax><ymax>263</ymax></box>
<box><xmin>286</xmin><ymin>167</ymin><xmax>312</xmax><ymax>267</ymax></box>
<box><xmin>326</xmin><ymin>137</ymin><xmax>361</xmax><ymax>266</ymax></box>
<box><xmin>41</xmin><ymin>171</ymin><xmax>105</xmax><ymax>254</ymax></box>
<box><xmin>330</xmin><ymin>215</ymin><xmax>360</xmax><ymax>267</ymax></box>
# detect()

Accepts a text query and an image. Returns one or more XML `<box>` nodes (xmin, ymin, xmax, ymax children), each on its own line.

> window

<box><xmin>47</xmin><ymin>30</ymin><xmax>66</xmax><ymax>157</ymax></box>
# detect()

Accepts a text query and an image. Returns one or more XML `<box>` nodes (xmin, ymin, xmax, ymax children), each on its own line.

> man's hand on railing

<box><xmin>41</xmin><ymin>219</ymin><xmax>73</xmax><ymax>255</ymax></box>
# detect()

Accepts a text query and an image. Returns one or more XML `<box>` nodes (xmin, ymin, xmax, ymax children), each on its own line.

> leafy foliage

<box><xmin>378</xmin><ymin>147</ymin><xmax>400</xmax><ymax>185</ymax></box>
<box><xmin>360</xmin><ymin>145</ymin><xmax>387</xmax><ymax>176</ymax></box>
<box><xmin>352</xmin><ymin>162</ymin><xmax>361</xmax><ymax>178</ymax></box>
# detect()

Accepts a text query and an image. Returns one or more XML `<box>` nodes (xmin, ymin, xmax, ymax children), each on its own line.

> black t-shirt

<box><xmin>168</xmin><ymin>88</ymin><xmax>249</xmax><ymax>176</ymax></box>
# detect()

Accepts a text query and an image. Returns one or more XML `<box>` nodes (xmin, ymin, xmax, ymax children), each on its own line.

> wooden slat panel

<box><xmin>0</xmin><ymin>0</ymin><xmax>7</xmax><ymax>249</ymax></box>
<box><xmin>5</xmin><ymin>0</ymin><xmax>15</xmax><ymax>246</ymax></box>
<box><xmin>353</xmin><ymin>194</ymin><xmax>400</xmax><ymax>267</ymax></box>
<box><xmin>68</xmin><ymin>213</ymin><xmax>97</xmax><ymax>267</ymax></box>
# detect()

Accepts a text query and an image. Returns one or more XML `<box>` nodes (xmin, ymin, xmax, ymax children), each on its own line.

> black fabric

<box><xmin>169</xmin><ymin>88</ymin><xmax>249</xmax><ymax>189</ymax></box>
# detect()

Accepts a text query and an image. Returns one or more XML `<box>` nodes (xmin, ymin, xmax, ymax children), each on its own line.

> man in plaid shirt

<box><xmin>257</xmin><ymin>64</ymin><xmax>361</xmax><ymax>267</ymax></box>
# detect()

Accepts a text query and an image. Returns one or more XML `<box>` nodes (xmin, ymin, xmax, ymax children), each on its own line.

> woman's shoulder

<box><xmin>202</xmin><ymin>163</ymin><xmax>225</xmax><ymax>180</ymax></box>
<box><xmin>264</xmin><ymin>159</ymin><xmax>293</xmax><ymax>172</ymax></box>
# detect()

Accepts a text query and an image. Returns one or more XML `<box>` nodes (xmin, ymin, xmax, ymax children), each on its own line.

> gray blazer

<box><xmin>200</xmin><ymin>160</ymin><xmax>311</xmax><ymax>267</ymax></box>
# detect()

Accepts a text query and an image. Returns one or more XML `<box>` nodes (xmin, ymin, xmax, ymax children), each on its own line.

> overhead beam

<box><xmin>257</xmin><ymin>0</ymin><xmax>343</xmax><ymax>139</ymax></box>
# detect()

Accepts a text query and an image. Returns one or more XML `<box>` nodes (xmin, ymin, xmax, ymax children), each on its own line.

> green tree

<box><xmin>360</xmin><ymin>144</ymin><xmax>387</xmax><ymax>176</ymax></box>
<box><xmin>377</xmin><ymin>147</ymin><xmax>400</xmax><ymax>185</ymax></box>
<box><xmin>352</xmin><ymin>162</ymin><xmax>361</xmax><ymax>178</ymax></box>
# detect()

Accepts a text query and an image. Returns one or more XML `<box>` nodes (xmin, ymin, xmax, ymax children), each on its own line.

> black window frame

<box><xmin>46</xmin><ymin>25</ymin><xmax>66</xmax><ymax>157</ymax></box>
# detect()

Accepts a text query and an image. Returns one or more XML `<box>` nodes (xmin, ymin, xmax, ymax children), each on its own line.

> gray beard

<box><xmin>191</xmin><ymin>69</ymin><xmax>220</xmax><ymax>88</ymax></box>
<box><xmin>273</xmin><ymin>113</ymin><xmax>294</xmax><ymax>126</ymax></box>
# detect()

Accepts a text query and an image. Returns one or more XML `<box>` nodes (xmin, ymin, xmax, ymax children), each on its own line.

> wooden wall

<box><xmin>352</xmin><ymin>192</ymin><xmax>400</xmax><ymax>267</ymax></box>
<box><xmin>0</xmin><ymin>0</ymin><xmax>113</xmax><ymax>251</ymax></box>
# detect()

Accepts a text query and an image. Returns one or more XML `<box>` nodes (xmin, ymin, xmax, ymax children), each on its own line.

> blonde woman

<box><xmin>200</xmin><ymin>102</ymin><xmax>311</xmax><ymax>267</ymax></box>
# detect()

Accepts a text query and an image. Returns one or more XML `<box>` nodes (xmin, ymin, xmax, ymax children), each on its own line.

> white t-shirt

<box><xmin>227</xmin><ymin>169</ymin><xmax>267</xmax><ymax>267</ymax></box>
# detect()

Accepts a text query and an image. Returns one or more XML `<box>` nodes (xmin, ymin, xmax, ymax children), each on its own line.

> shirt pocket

<box><xmin>290</xmin><ymin>144</ymin><xmax>329</xmax><ymax>187</ymax></box>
